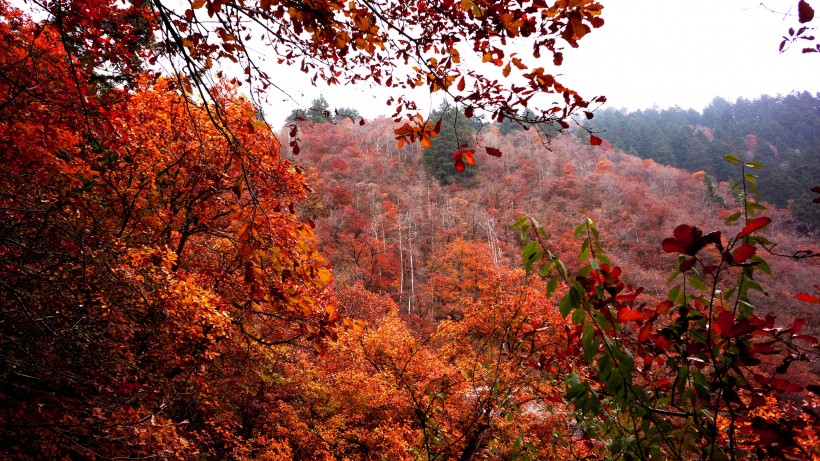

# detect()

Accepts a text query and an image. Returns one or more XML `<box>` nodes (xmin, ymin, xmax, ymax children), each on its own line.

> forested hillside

<box><xmin>288</xmin><ymin>118</ymin><xmax>818</xmax><ymax>335</ymax></box>
<box><xmin>3</xmin><ymin>0</ymin><xmax>820</xmax><ymax>459</ymax></box>
<box><xmin>586</xmin><ymin>93</ymin><xmax>820</xmax><ymax>228</ymax></box>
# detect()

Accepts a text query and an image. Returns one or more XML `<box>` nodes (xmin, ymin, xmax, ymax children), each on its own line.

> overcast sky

<box><xmin>263</xmin><ymin>0</ymin><xmax>820</xmax><ymax>126</ymax></box>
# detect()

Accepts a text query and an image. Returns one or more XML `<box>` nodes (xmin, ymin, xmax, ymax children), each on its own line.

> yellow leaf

<box><xmin>316</xmin><ymin>267</ymin><xmax>333</xmax><ymax>285</ymax></box>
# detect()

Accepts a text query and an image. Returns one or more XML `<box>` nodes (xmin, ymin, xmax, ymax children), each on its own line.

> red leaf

<box><xmin>674</xmin><ymin>224</ymin><xmax>697</xmax><ymax>247</ymax></box>
<box><xmin>715</xmin><ymin>311</ymin><xmax>735</xmax><ymax>334</ymax></box>
<box><xmin>452</xmin><ymin>151</ymin><xmax>466</xmax><ymax>172</ymax></box>
<box><xmin>638</xmin><ymin>322</ymin><xmax>653</xmax><ymax>341</ymax></box>
<box><xmin>589</xmin><ymin>135</ymin><xmax>603</xmax><ymax>146</ymax></box>
<box><xmin>617</xmin><ymin>308</ymin><xmax>648</xmax><ymax>321</ymax></box>
<box><xmin>798</xmin><ymin>0</ymin><xmax>815</xmax><ymax>23</ymax></box>
<box><xmin>724</xmin><ymin>319</ymin><xmax>756</xmax><ymax>338</ymax></box>
<box><xmin>791</xmin><ymin>318</ymin><xmax>807</xmax><ymax>334</ymax></box>
<box><xmin>655</xmin><ymin>300</ymin><xmax>673</xmax><ymax>315</ymax></box>
<box><xmin>486</xmin><ymin>146</ymin><xmax>502</xmax><ymax>157</ymax></box>
<box><xmin>756</xmin><ymin>375</ymin><xmax>803</xmax><ymax>392</ymax></box>
<box><xmin>679</xmin><ymin>258</ymin><xmax>697</xmax><ymax>272</ymax></box>
<box><xmin>751</xmin><ymin>343</ymin><xmax>777</xmax><ymax>354</ymax></box>
<box><xmin>716</xmin><ymin>310</ymin><xmax>756</xmax><ymax>338</ymax></box>
<box><xmin>661</xmin><ymin>238</ymin><xmax>686</xmax><ymax>254</ymax></box>
<box><xmin>732</xmin><ymin>243</ymin><xmax>756</xmax><ymax>263</ymax></box>
<box><xmin>795</xmin><ymin>335</ymin><xmax>818</xmax><ymax>344</ymax></box>
<box><xmin>736</xmin><ymin>217</ymin><xmax>771</xmax><ymax>239</ymax></box>
<box><xmin>795</xmin><ymin>292</ymin><xmax>820</xmax><ymax>303</ymax></box>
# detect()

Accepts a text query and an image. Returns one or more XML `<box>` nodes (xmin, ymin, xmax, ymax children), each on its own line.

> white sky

<box><xmin>263</xmin><ymin>0</ymin><xmax>820</xmax><ymax>127</ymax></box>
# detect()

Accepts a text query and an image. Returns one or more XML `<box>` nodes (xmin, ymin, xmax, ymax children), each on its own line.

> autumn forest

<box><xmin>1</xmin><ymin>0</ymin><xmax>819</xmax><ymax>460</ymax></box>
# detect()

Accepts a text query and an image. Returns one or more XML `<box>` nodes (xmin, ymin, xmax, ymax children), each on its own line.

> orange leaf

<box><xmin>457</xmin><ymin>149</ymin><xmax>475</xmax><ymax>165</ymax></box>
<box><xmin>795</xmin><ymin>292</ymin><xmax>820</xmax><ymax>303</ymax></box>
<box><xmin>618</xmin><ymin>308</ymin><xmax>648</xmax><ymax>322</ymax></box>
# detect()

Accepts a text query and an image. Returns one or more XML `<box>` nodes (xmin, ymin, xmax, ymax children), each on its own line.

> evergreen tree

<box><xmin>423</xmin><ymin>105</ymin><xmax>476</xmax><ymax>185</ymax></box>
<box><xmin>333</xmin><ymin>106</ymin><xmax>362</xmax><ymax>121</ymax></box>
<box><xmin>286</xmin><ymin>95</ymin><xmax>333</xmax><ymax>123</ymax></box>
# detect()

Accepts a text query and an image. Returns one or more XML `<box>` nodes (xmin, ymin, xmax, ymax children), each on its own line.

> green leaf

<box><xmin>744</xmin><ymin>160</ymin><xmax>763</xmax><ymax>169</ymax></box>
<box><xmin>589</xmin><ymin>258</ymin><xmax>600</xmax><ymax>270</ymax></box>
<box><xmin>510</xmin><ymin>216</ymin><xmax>528</xmax><ymax>230</ymax></box>
<box><xmin>566</xmin><ymin>382</ymin><xmax>587</xmax><ymax>400</ymax></box>
<box><xmin>725</xmin><ymin>211</ymin><xmax>742</xmax><ymax>223</ymax></box>
<box><xmin>590</xmin><ymin>223</ymin><xmax>600</xmax><ymax>242</ymax></box>
<box><xmin>546</xmin><ymin>276</ymin><xmax>559</xmax><ymax>298</ymax></box>
<box><xmin>574</xmin><ymin>222</ymin><xmax>587</xmax><ymax>239</ymax></box>
<box><xmin>668</xmin><ymin>284</ymin><xmax>681</xmax><ymax>303</ymax></box>
<box><xmin>593</xmin><ymin>311</ymin><xmax>610</xmax><ymax>332</ymax></box>
<box><xmin>749</xmin><ymin>185</ymin><xmax>763</xmax><ymax>197</ymax></box>
<box><xmin>559</xmin><ymin>291</ymin><xmax>574</xmax><ymax>318</ymax></box>
<box><xmin>723</xmin><ymin>154</ymin><xmax>741</xmax><ymax>163</ymax></box>
<box><xmin>582</xmin><ymin>321</ymin><xmax>596</xmax><ymax>360</ymax></box>
<box><xmin>538</xmin><ymin>261</ymin><xmax>552</xmax><ymax>278</ymax></box>
<box><xmin>572</xmin><ymin>305</ymin><xmax>586</xmax><ymax>324</ymax></box>
<box><xmin>687</xmin><ymin>276</ymin><xmax>708</xmax><ymax>292</ymax></box>
<box><xmin>745</xmin><ymin>280</ymin><xmax>768</xmax><ymax>296</ymax></box>
<box><xmin>566</xmin><ymin>371</ymin><xmax>581</xmax><ymax>387</ymax></box>
<box><xmin>556</xmin><ymin>259</ymin><xmax>568</xmax><ymax>280</ymax></box>
<box><xmin>598</xmin><ymin>354</ymin><xmax>613</xmax><ymax>382</ymax></box>
<box><xmin>522</xmin><ymin>240</ymin><xmax>541</xmax><ymax>274</ymax></box>
<box><xmin>751</xmin><ymin>256</ymin><xmax>771</xmax><ymax>275</ymax></box>
<box><xmin>578</xmin><ymin>247</ymin><xmax>590</xmax><ymax>264</ymax></box>
<box><xmin>743</xmin><ymin>173</ymin><xmax>757</xmax><ymax>184</ymax></box>
<box><xmin>738</xmin><ymin>299</ymin><xmax>754</xmax><ymax>318</ymax></box>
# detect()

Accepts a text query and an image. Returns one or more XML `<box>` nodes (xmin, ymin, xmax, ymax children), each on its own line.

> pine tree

<box><xmin>423</xmin><ymin>105</ymin><xmax>476</xmax><ymax>185</ymax></box>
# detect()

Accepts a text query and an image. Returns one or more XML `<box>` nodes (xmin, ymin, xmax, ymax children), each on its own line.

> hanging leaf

<box><xmin>589</xmin><ymin>135</ymin><xmax>603</xmax><ymax>146</ymax></box>
<box><xmin>798</xmin><ymin>0</ymin><xmax>815</xmax><ymax>23</ymax></box>
<box><xmin>452</xmin><ymin>151</ymin><xmax>466</xmax><ymax>172</ymax></box>
<box><xmin>486</xmin><ymin>146</ymin><xmax>502</xmax><ymax>157</ymax></box>
<box><xmin>736</xmin><ymin>216</ymin><xmax>771</xmax><ymax>239</ymax></box>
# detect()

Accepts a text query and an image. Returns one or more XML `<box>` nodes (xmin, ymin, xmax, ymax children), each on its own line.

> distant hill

<box><xmin>586</xmin><ymin>92</ymin><xmax>820</xmax><ymax>229</ymax></box>
<box><xmin>285</xmin><ymin>118</ymin><xmax>818</xmax><ymax>332</ymax></box>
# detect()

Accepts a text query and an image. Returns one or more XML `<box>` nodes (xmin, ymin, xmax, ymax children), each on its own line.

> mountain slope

<box><xmin>586</xmin><ymin>92</ymin><xmax>820</xmax><ymax>229</ymax></box>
